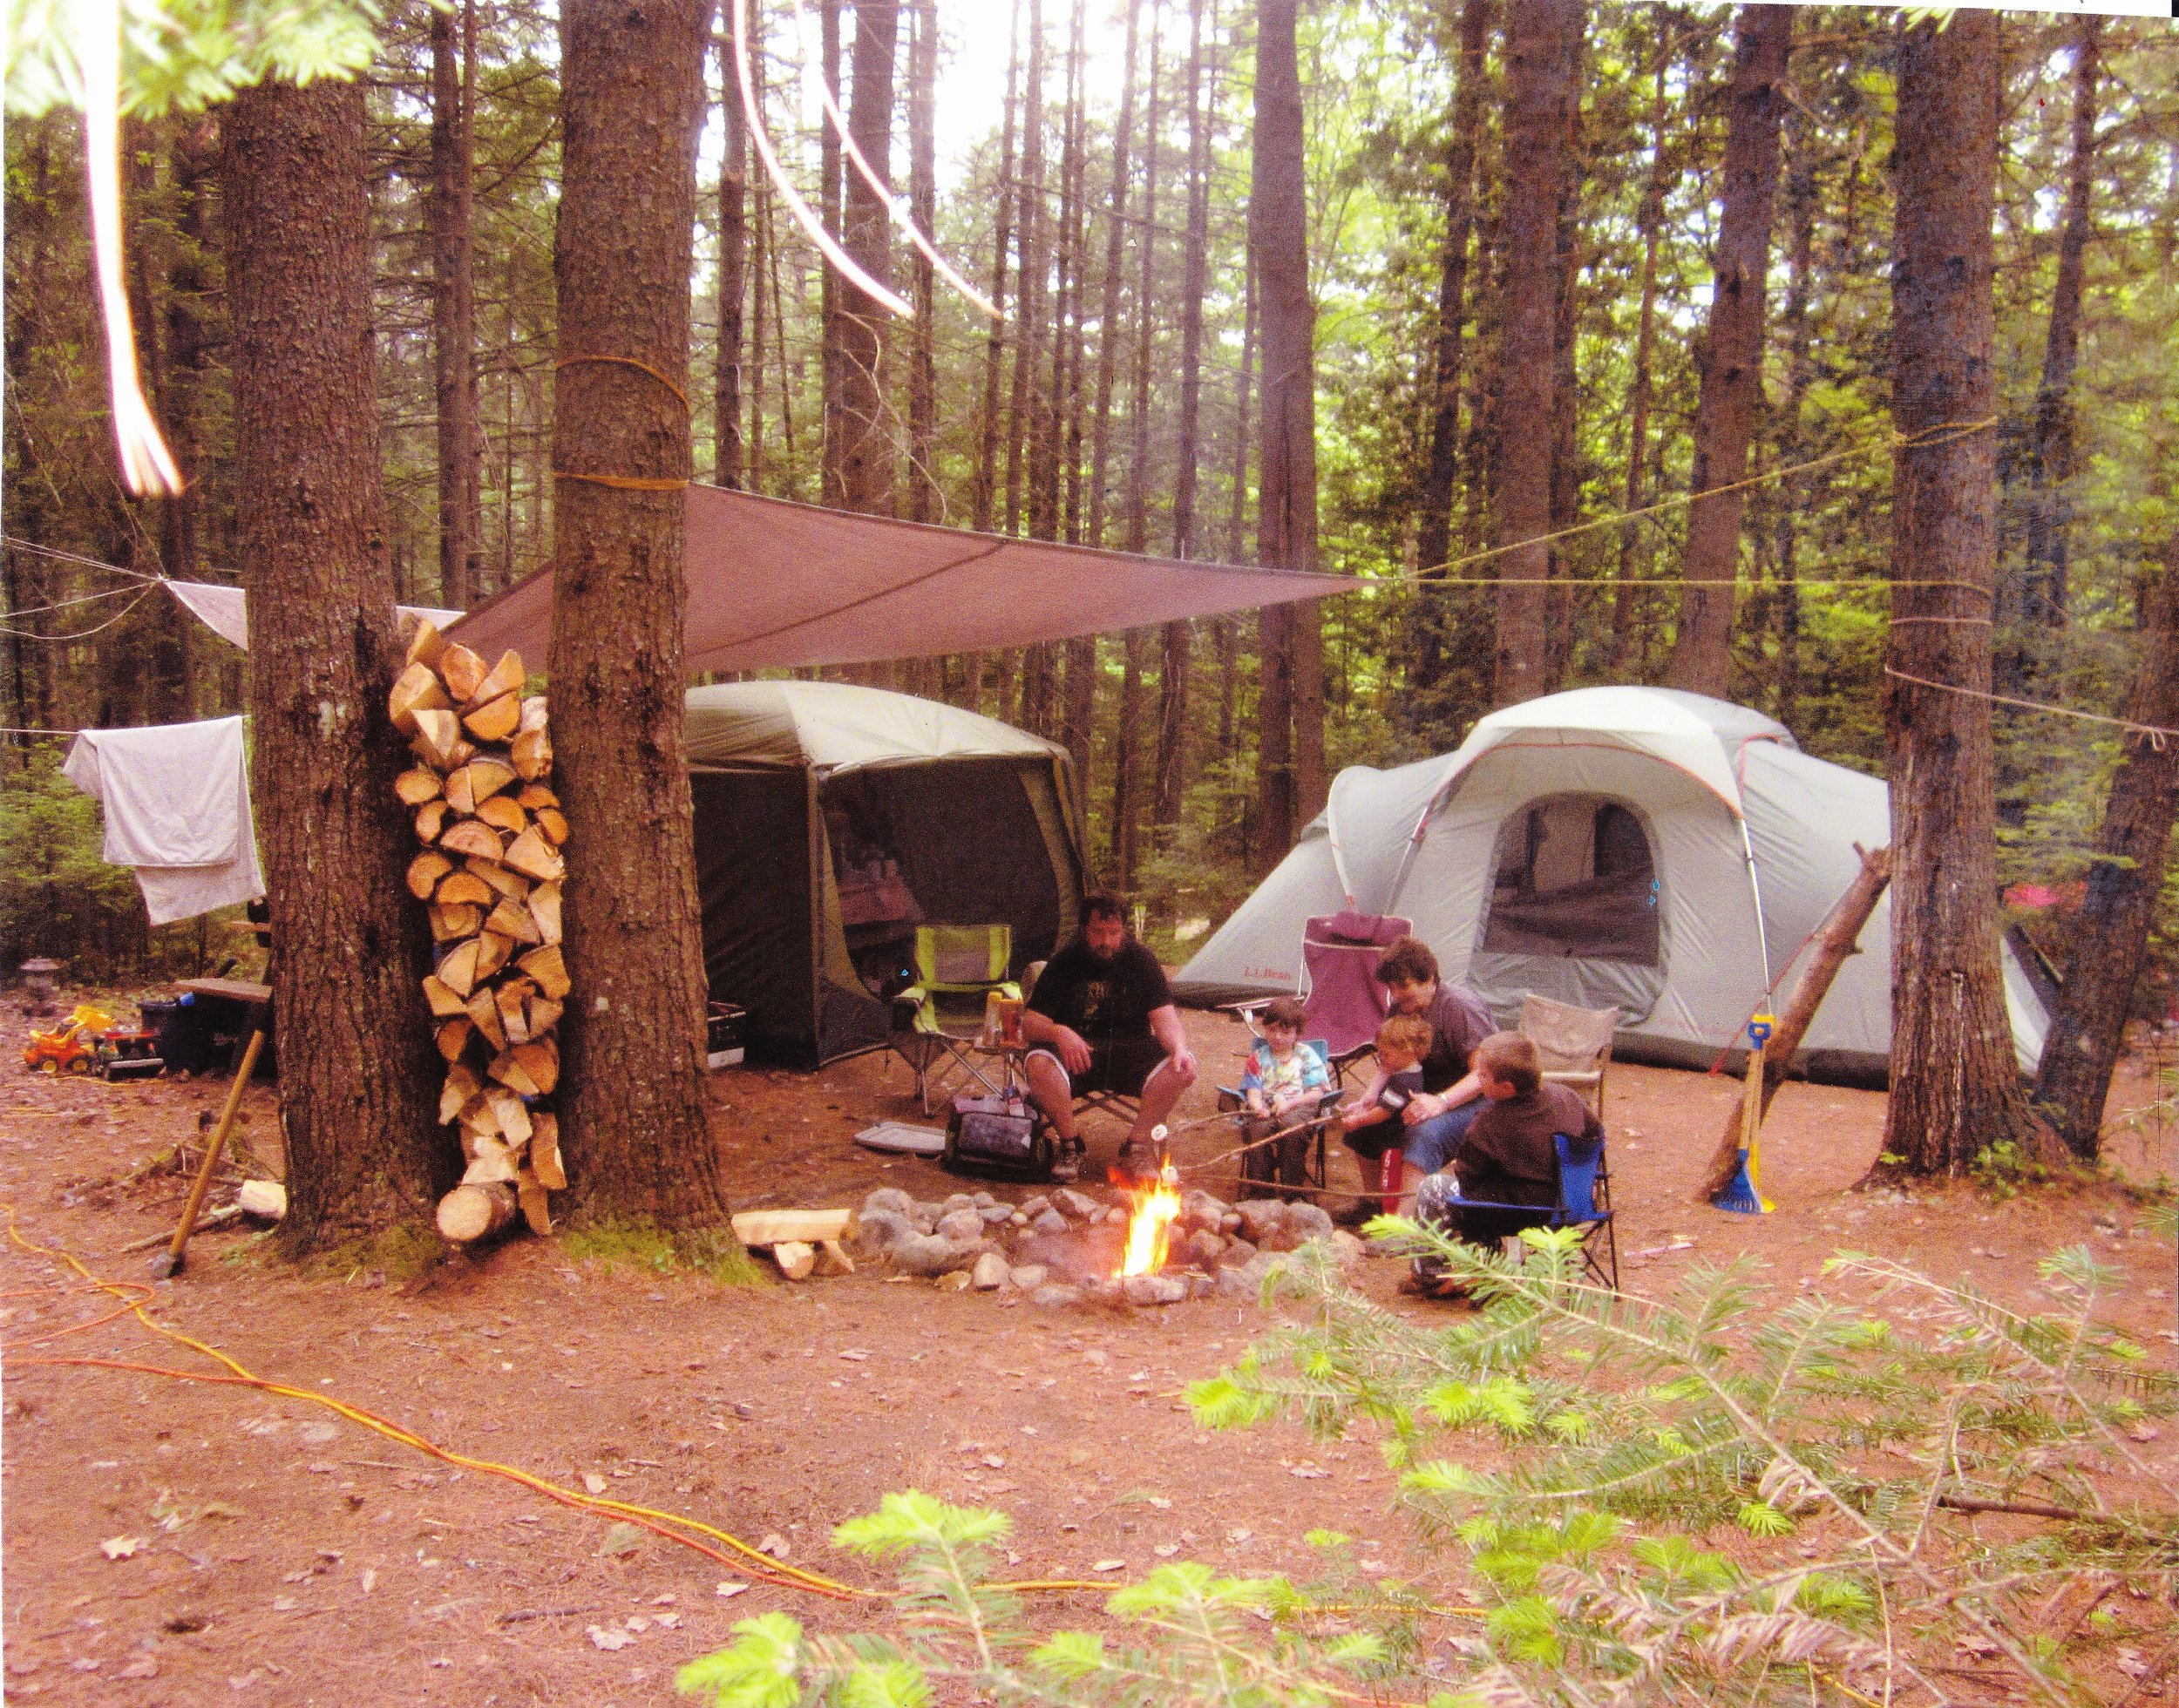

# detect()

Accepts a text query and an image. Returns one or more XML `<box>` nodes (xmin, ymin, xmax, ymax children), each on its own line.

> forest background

<box><xmin>3</xmin><ymin>0</ymin><xmax>2175</xmax><ymax>1011</ymax></box>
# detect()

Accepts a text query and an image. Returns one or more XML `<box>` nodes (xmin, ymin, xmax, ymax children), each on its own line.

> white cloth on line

<box><xmin>62</xmin><ymin>716</ymin><xmax>266</xmax><ymax>925</ymax></box>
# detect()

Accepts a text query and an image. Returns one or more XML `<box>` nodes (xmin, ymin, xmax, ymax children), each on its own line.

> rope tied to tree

<box><xmin>548</xmin><ymin>471</ymin><xmax>690</xmax><ymax>492</ymax></box>
<box><xmin>551</xmin><ymin>353</ymin><xmax>691</xmax><ymax>410</ymax></box>
<box><xmin>1881</xmin><ymin>666</ymin><xmax>2176</xmax><ymax>751</ymax></box>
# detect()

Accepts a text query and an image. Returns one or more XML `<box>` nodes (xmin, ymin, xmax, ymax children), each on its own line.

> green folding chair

<box><xmin>890</xmin><ymin>924</ymin><xmax>1019</xmax><ymax>1115</ymax></box>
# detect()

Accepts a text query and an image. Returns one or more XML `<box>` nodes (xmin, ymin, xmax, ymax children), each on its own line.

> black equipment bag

<box><xmin>943</xmin><ymin>1090</ymin><xmax>1053</xmax><ymax>1181</ymax></box>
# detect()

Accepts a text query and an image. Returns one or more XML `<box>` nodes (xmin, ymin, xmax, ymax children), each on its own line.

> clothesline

<box><xmin>1881</xmin><ymin>666</ymin><xmax>2176</xmax><ymax>747</ymax></box>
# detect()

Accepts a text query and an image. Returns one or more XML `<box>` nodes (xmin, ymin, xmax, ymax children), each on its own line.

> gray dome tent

<box><xmin>1175</xmin><ymin>686</ymin><xmax>2048</xmax><ymax>1084</ymax></box>
<box><xmin>686</xmin><ymin>681</ymin><xmax>1084</xmax><ymax>1068</ymax></box>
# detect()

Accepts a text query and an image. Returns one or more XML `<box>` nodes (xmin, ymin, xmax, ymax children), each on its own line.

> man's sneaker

<box><xmin>1049</xmin><ymin>1137</ymin><xmax>1085</xmax><ymax>1183</ymax></box>
<box><xmin>1113</xmin><ymin>1139</ymin><xmax>1160</xmax><ymax>1182</ymax></box>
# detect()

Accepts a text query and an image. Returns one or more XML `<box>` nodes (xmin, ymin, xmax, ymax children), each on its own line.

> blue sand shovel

<box><xmin>1712</xmin><ymin>1013</ymin><xmax>1775</xmax><ymax>1216</ymax></box>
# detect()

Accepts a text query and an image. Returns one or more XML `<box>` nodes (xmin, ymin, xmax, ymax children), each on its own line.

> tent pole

<box><xmin>1738</xmin><ymin>814</ymin><xmax>1774</xmax><ymax>991</ymax></box>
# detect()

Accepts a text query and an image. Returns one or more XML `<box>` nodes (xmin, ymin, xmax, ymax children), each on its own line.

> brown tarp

<box><xmin>446</xmin><ymin>485</ymin><xmax>1358</xmax><ymax>671</ymax></box>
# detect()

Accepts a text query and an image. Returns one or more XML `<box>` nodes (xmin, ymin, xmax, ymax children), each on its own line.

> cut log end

<box><xmin>437</xmin><ymin>1181</ymin><xmax>518</xmax><ymax>1244</ymax></box>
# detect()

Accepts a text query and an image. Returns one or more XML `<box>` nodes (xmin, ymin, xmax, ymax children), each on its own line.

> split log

<box><xmin>533</xmin><ymin>807</ymin><xmax>569</xmax><ymax>847</ymax></box>
<box><xmin>515</xmin><ymin>783</ymin><xmax>559</xmax><ymax>810</ymax></box>
<box><xmin>816</xmin><ymin>1240</ymin><xmax>855</xmax><ymax>1277</ymax></box>
<box><xmin>407</xmin><ymin>850</ymin><xmax>454</xmax><ymax>900</ymax></box>
<box><xmin>395</xmin><ymin>766</ymin><xmax>445</xmax><ymax>806</ymax></box>
<box><xmin>467</xmin><ymin>984</ymin><xmax>507</xmax><ymax>1052</ymax></box>
<box><xmin>527</xmin><ymin>883</ymin><xmax>562</xmax><ymax>946</ymax></box>
<box><xmin>411</xmin><ymin>708</ymin><xmax>464</xmax><ymax>770</ymax></box>
<box><xmin>1698</xmin><ymin>844</ymin><xmax>1894</xmax><ymax>1203</ymax></box>
<box><xmin>437</xmin><ymin>1181</ymin><xmax>517</xmax><ymax>1244</ymax></box>
<box><xmin>531</xmin><ymin>1112</ymin><xmax>566</xmax><ymax>1189</ymax></box>
<box><xmin>438</xmin><ymin>820</ymin><xmax>504</xmax><ymax>864</ymax></box>
<box><xmin>436</xmin><ymin>938</ymin><xmax>484</xmax><ymax>1000</ymax></box>
<box><xmin>485</xmin><ymin>1085</ymin><xmax>532</xmax><ymax>1144</ymax></box>
<box><xmin>434</xmin><ymin>869</ymin><xmax>494</xmax><ymax>908</ymax></box>
<box><xmin>440</xmin><ymin>1063</ymin><xmax>482</xmax><ymax>1124</ymax></box>
<box><xmin>468</xmin><ymin>650</ymin><xmax>526</xmax><ymax>708</ymax></box>
<box><xmin>474</xmin><ymin>795</ymin><xmax>529</xmax><ymax>835</ymax></box>
<box><xmin>472</xmin><ymin>930</ymin><xmax>514</xmax><ymax>981</ymax></box>
<box><xmin>414</xmin><ymin>799</ymin><xmax>450</xmax><ymax>844</ymax></box>
<box><xmin>511</xmin><ymin>1037</ymin><xmax>559</xmax><ymax>1095</ymax></box>
<box><xmin>510</xmin><ymin>727</ymin><xmax>553</xmax><ymax>781</ymax></box>
<box><xmin>485</xmin><ymin>896</ymin><xmax>541</xmax><ymax>945</ymax></box>
<box><xmin>496</xmin><ymin>979</ymin><xmax>531</xmax><ymax>1046</ymax></box>
<box><xmin>730</xmin><ymin>1208</ymin><xmax>854</xmax><ymax>1246</ymax></box>
<box><xmin>502</xmin><ymin>825</ymin><xmax>565</xmax><ymax>883</ymax></box>
<box><xmin>517</xmin><ymin>944</ymin><xmax>568</xmax><ymax>1000</ymax></box>
<box><xmin>770</xmin><ymin>1240</ymin><xmax>815</xmax><ymax>1280</ymax></box>
<box><xmin>516</xmin><ymin>1169</ymin><xmax>553</xmax><ymax>1235</ymax></box>
<box><xmin>430</xmin><ymin>903</ymin><xmax>482</xmax><ymax>943</ymax></box>
<box><xmin>459</xmin><ymin>1088</ymin><xmax>499</xmax><ymax>1137</ymax></box>
<box><xmin>388</xmin><ymin>661</ymin><xmax>450</xmax><ymax>734</ymax></box>
<box><xmin>519</xmin><ymin>695</ymin><xmax>548</xmax><ymax>734</ymax></box>
<box><xmin>460</xmin><ymin>1142</ymin><xmax>518</xmax><ymax>1185</ymax></box>
<box><xmin>469</xmin><ymin>859</ymin><xmax>529</xmax><ymax>901</ymax></box>
<box><xmin>423</xmin><ymin>973</ymin><xmax>469</xmax><ymax>1019</ymax></box>
<box><xmin>235</xmin><ymin>1179</ymin><xmax>288</xmax><ymax>1221</ymax></box>
<box><xmin>435</xmin><ymin>1017</ymin><xmax>473</xmax><ymax>1061</ymax></box>
<box><xmin>526</xmin><ymin>995</ymin><xmax>564</xmax><ymax>1036</ymax></box>
<box><xmin>438</xmin><ymin>643</ymin><xmax>489</xmax><ymax>702</ymax></box>
<box><xmin>464</xmin><ymin>693</ymin><xmax>521</xmax><ymax>742</ymax></box>
<box><xmin>404</xmin><ymin>616</ymin><xmax>446</xmax><ymax>669</ymax></box>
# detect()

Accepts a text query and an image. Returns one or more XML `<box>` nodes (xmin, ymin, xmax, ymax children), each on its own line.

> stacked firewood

<box><xmin>387</xmin><ymin>621</ymin><xmax>569</xmax><ymax>1245</ymax></box>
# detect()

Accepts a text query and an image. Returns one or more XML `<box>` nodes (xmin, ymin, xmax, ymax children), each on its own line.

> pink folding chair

<box><xmin>1228</xmin><ymin>911</ymin><xmax>1413</xmax><ymax>1076</ymax></box>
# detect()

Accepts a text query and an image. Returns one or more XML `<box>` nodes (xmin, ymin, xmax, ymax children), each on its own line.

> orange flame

<box><xmin>1117</xmin><ymin>1161</ymin><xmax>1183</xmax><ymax>1278</ymax></box>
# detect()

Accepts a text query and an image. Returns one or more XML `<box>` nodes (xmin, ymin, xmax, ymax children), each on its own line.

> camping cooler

<box><xmin>706</xmin><ymin>1002</ymin><xmax>747</xmax><ymax>1070</ymax></box>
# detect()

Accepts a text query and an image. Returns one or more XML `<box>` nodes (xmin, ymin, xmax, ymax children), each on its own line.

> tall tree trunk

<box><xmin>1055</xmin><ymin>0</ymin><xmax>1096</xmax><ymax>796</ymax></box>
<box><xmin>745</xmin><ymin>13</ymin><xmax>770</xmax><ymax>492</ymax></box>
<box><xmin>905</xmin><ymin>0</ymin><xmax>940</xmax><ymax>523</ymax></box>
<box><xmin>1221</xmin><ymin>247</ymin><xmax>1255</xmax><ymax>769</ymax></box>
<box><xmin>430</xmin><ymin>0</ymin><xmax>482</xmax><ymax>610</ymax></box>
<box><xmin>223</xmin><ymin>77</ymin><xmax>443</xmax><ymax>1253</ymax></box>
<box><xmin>818</xmin><ymin>0</ymin><xmax>845</xmax><ymax>506</ymax></box>
<box><xmin>1611</xmin><ymin>29</ymin><xmax>1670</xmax><ymax>676</ymax></box>
<box><xmin>1110</xmin><ymin>3</ymin><xmax>1162</xmax><ymax>888</ymax></box>
<box><xmin>1877</xmin><ymin>11</ymin><xmax>2056</xmax><ymax>1180</ymax></box>
<box><xmin>839</xmin><ymin>0</ymin><xmax>900</xmax><ymax>516</ymax></box>
<box><xmin>2033</xmin><ymin>549</ymin><xmax>2179</xmax><ymax>1159</ymax></box>
<box><xmin>1544</xmin><ymin>18</ymin><xmax>1587</xmax><ymax>690</ymax></box>
<box><xmin>1252</xmin><ymin>0</ymin><xmax>1325</xmax><ymax>862</ymax></box>
<box><xmin>1489</xmin><ymin>0</ymin><xmax>1578</xmax><ymax>707</ymax></box>
<box><xmin>2015</xmin><ymin>17</ymin><xmax>2102</xmax><ymax>665</ymax></box>
<box><xmin>715</xmin><ymin>24</ymin><xmax>750</xmax><ymax>489</ymax></box>
<box><xmin>550</xmin><ymin>0</ymin><xmax>732</xmax><ymax>1224</ymax></box>
<box><xmin>972</xmin><ymin>0</ymin><xmax>1022</xmax><ymax>534</ymax></box>
<box><xmin>1770</xmin><ymin>98</ymin><xmax>1815</xmax><ymax>728</ymax></box>
<box><xmin>1004</xmin><ymin>0</ymin><xmax>1049</xmax><ymax>544</ymax></box>
<box><xmin>1085</xmin><ymin>0</ymin><xmax>1140</xmax><ymax>554</ymax></box>
<box><xmin>1155</xmin><ymin>0</ymin><xmax>1213</xmax><ymax>841</ymax></box>
<box><xmin>1411</xmin><ymin>0</ymin><xmax>1490</xmax><ymax>699</ymax></box>
<box><xmin>1666</xmin><ymin>2</ymin><xmax>1790</xmax><ymax>699</ymax></box>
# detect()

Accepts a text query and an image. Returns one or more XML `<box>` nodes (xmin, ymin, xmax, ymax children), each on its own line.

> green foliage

<box><xmin>4</xmin><ymin>0</ymin><xmax>384</xmax><ymax>120</ymax></box>
<box><xmin>670</xmin><ymin>1230</ymin><xmax>2175</xmax><ymax>1706</ymax></box>
<box><xmin>557</xmin><ymin>1217</ymin><xmax>766</xmax><ymax>1287</ymax></box>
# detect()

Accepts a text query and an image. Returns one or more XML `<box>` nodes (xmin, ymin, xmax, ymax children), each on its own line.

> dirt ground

<box><xmin>3</xmin><ymin>993</ymin><xmax>2175</xmax><ymax>1705</ymax></box>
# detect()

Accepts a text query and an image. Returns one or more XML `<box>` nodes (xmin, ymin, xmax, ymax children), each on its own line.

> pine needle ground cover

<box><xmin>679</xmin><ymin>1229</ymin><xmax>2178</xmax><ymax>1708</ymax></box>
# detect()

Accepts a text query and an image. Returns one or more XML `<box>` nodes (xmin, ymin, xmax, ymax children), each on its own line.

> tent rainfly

<box><xmin>686</xmin><ymin>681</ymin><xmax>1084</xmax><ymax>1068</ymax></box>
<box><xmin>1174</xmin><ymin>686</ymin><xmax>2050</xmax><ymax>1085</ymax></box>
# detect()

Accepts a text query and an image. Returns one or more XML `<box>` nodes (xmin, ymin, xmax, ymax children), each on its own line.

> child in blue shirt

<box><xmin>1238</xmin><ymin>996</ymin><xmax>1330</xmax><ymax>1198</ymax></box>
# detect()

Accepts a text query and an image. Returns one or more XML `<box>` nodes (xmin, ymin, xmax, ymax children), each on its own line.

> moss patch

<box><xmin>559</xmin><ymin>1217</ymin><xmax>766</xmax><ymax>1288</ymax></box>
<box><xmin>299</xmin><ymin>1219</ymin><xmax>448</xmax><ymax>1283</ymax></box>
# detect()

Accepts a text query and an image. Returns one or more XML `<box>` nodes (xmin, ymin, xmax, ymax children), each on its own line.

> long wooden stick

<box><xmin>157</xmin><ymin>1025</ymin><xmax>266</xmax><ymax>1277</ymax></box>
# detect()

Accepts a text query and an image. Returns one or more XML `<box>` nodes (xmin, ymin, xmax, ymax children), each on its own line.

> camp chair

<box><xmin>1431</xmin><ymin>1131</ymin><xmax>1619</xmax><ymax>1291</ymax></box>
<box><xmin>1214</xmin><ymin>1039</ymin><xmax>1344</xmax><ymax>1196</ymax></box>
<box><xmin>1228</xmin><ymin>912</ymin><xmax>1412</xmax><ymax>1085</ymax></box>
<box><xmin>1518</xmin><ymin>993</ymin><xmax>1620</xmax><ymax>1122</ymax></box>
<box><xmin>890</xmin><ymin>924</ymin><xmax>1017</xmax><ymax>1115</ymax></box>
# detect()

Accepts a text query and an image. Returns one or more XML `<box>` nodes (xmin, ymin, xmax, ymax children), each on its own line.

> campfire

<box><xmin>1116</xmin><ymin>1159</ymin><xmax>1184</xmax><ymax>1278</ymax></box>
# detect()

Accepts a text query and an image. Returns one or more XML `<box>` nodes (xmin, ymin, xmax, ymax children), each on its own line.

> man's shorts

<box><xmin>1341</xmin><ymin>1119</ymin><xmax>1404</xmax><ymax>1162</ymax></box>
<box><xmin>1026</xmin><ymin>1036</ymin><xmax>1171</xmax><ymax>1097</ymax></box>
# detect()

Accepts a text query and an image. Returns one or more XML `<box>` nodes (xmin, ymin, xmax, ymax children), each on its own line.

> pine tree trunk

<box><xmin>550</xmin><ymin>0</ymin><xmax>733</xmax><ymax>1224</ymax></box>
<box><xmin>2015</xmin><ymin>17</ymin><xmax>2102</xmax><ymax>664</ymax></box>
<box><xmin>1004</xmin><ymin>0</ymin><xmax>1049</xmax><ymax>547</ymax></box>
<box><xmin>1611</xmin><ymin>33</ymin><xmax>1669</xmax><ymax>675</ymax></box>
<box><xmin>223</xmin><ymin>77</ymin><xmax>445</xmax><ymax>1253</ymax></box>
<box><xmin>1771</xmin><ymin>101</ymin><xmax>1815</xmax><ymax>728</ymax></box>
<box><xmin>1490</xmin><ymin>0</ymin><xmax>1578</xmax><ymax>708</ymax></box>
<box><xmin>839</xmin><ymin>0</ymin><xmax>899</xmax><ymax>517</ymax></box>
<box><xmin>818</xmin><ymin>0</ymin><xmax>845</xmax><ymax>506</ymax></box>
<box><xmin>1411</xmin><ymin>0</ymin><xmax>1490</xmax><ymax>699</ymax></box>
<box><xmin>1055</xmin><ymin>0</ymin><xmax>1095</xmax><ymax>796</ymax></box>
<box><xmin>1877</xmin><ymin>11</ymin><xmax>2057</xmax><ymax>1181</ymax></box>
<box><xmin>430</xmin><ymin>0</ymin><xmax>482</xmax><ymax>610</ymax></box>
<box><xmin>2033</xmin><ymin>549</ymin><xmax>2179</xmax><ymax>1159</ymax></box>
<box><xmin>1084</xmin><ymin>0</ymin><xmax>1139</xmax><ymax>554</ymax></box>
<box><xmin>1544</xmin><ymin>21</ymin><xmax>1586</xmax><ymax>691</ymax></box>
<box><xmin>1666</xmin><ymin>3</ymin><xmax>1790</xmax><ymax>699</ymax></box>
<box><xmin>972</xmin><ymin>0</ymin><xmax>1022</xmax><ymax>534</ymax></box>
<box><xmin>1221</xmin><ymin>248</ymin><xmax>1255</xmax><ymax>770</ymax></box>
<box><xmin>715</xmin><ymin>24</ymin><xmax>750</xmax><ymax>489</ymax></box>
<box><xmin>906</xmin><ymin>0</ymin><xmax>940</xmax><ymax>523</ymax></box>
<box><xmin>1252</xmin><ymin>0</ymin><xmax>1323</xmax><ymax>858</ymax></box>
<box><xmin>1155</xmin><ymin>0</ymin><xmax>1212</xmax><ymax>840</ymax></box>
<box><xmin>745</xmin><ymin>13</ymin><xmax>770</xmax><ymax>492</ymax></box>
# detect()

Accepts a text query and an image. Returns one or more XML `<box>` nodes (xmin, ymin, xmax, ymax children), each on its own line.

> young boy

<box><xmin>1335</xmin><ymin>1013</ymin><xmax>1436</xmax><ymax>1218</ymax></box>
<box><xmin>1237</xmin><ymin>997</ymin><xmax>1330</xmax><ymax>1198</ymax></box>
<box><xmin>1410</xmin><ymin>1031</ymin><xmax>1599</xmax><ymax>1297</ymax></box>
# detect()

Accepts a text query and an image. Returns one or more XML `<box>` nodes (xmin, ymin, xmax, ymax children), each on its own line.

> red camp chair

<box><xmin>1230</xmin><ymin>912</ymin><xmax>1413</xmax><ymax>1067</ymax></box>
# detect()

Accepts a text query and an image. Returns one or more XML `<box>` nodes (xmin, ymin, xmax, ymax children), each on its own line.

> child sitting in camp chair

<box><xmin>1235</xmin><ymin>996</ymin><xmax>1331</xmax><ymax>1199</ymax></box>
<box><xmin>1334</xmin><ymin>1013</ymin><xmax>1435</xmax><ymax>1221</ymax></box>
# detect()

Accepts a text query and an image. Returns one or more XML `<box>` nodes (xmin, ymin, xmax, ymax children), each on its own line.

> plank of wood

<box><xmin>730</xmin><ymin>1208</ymin><xmax>853</xmax><ymax>1246</ymax></box>
<box><xmin>178</xmin><ymin>978</ymin><xmax>274</xmax><ymax>1003</ymax></box>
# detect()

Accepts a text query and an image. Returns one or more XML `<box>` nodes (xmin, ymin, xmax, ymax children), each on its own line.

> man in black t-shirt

<box><xmin>1022</xmin><ymin>891</ymin><xmax>1199</xmax><ymax>1181</ymax></box>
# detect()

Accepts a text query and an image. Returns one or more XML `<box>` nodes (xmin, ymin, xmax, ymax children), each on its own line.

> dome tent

<box><xmin>1174</xmin><ymin>686</ymin><xmax>2047</xmax><ymax>1084</ymax></box>
<box><xmin>686</xmin><ymin>681</ymin><xmax>1084</xmax><ymax>1068</ymax></box>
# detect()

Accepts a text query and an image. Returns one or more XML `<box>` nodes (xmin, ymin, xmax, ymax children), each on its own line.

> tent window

<box><xmin>1481</xmin><ymin>796</ymin><xmax>1660</xmax><ymax>966</ymax></box>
